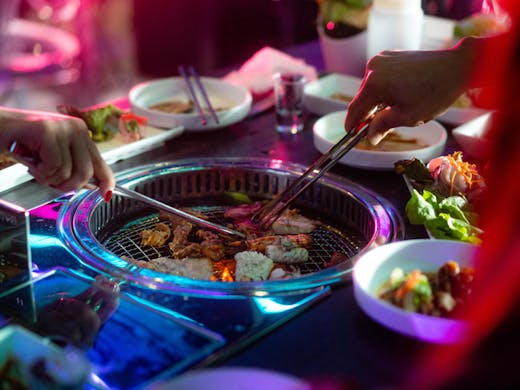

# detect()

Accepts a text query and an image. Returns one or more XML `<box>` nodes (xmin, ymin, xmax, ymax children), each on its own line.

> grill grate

<box><xmin>100</xmin><ymin>206</ymin><xmax>364</xmax><ymax>275</ymax></box>
<box><xmin>62</xmin><ymin>159</ymin><xmax>400</xmax><ymax>292</ymax></box>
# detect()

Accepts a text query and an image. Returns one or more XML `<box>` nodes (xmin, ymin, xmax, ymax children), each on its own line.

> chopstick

<box><xmin>188</xmin><ymin>66</ymin><xmax>220</xmax><ymax>125</ymax></box>
<box><xmin>178</xmin><ymin>65</ymin><xmax>219</xmax><ymax>125</ymax></box>
<box><xmin>251</xmin><ymin>105</ymin><xmax>385</xmax><ymax>229</ymax></box>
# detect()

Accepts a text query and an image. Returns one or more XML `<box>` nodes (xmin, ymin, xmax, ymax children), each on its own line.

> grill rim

<box><xmin>58</xmin><ymin>158</ymin><xmax>404</xmax><ymax>296</ymax></box>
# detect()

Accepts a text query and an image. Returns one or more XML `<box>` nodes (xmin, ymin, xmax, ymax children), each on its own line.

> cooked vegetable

<box><xmin>119</xmin><ymin>112</ymin><xmax>147</xmax><ymax>142</ymax></box>
<box><xmin>394</xmin><ymin>157</ymin><xmax>435</xmax><ymax>191</ymax></box>
<box><xmin>57</xmin><ymin>103</ymin><xmax>147</xmax><ymax>143</ymax></box>
<box><xmin>378</xmin><ymin>261</ymin><xmax>474</xmax><ymax>317</ymax></box>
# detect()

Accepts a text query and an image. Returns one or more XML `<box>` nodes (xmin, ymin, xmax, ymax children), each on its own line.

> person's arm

<box><xmin>344</xmin><ymin>35</ymin><xmax>499</xmax><ymax>145</ymax></box>
<box><xmin>0</xmin><ymin>107</ymin><xmax>114</xmax><ymax>199</ymax></box>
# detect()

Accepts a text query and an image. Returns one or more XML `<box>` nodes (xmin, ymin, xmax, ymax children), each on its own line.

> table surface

<box><xmin>2</xmin><ymin>39</ymin><xmax>509</xmax><ymax>389</ymax></box>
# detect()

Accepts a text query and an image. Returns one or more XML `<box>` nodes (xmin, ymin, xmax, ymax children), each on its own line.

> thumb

<box><xmin>366</xmin><ymin>107</ymin><xmax>414</xmax><ymax>145</ymax></box>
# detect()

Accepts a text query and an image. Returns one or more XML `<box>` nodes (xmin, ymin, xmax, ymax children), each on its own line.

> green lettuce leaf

<box><xmin>438</xmin><ymin>196</ymin><xmax>470</xmax><ymax>224</ymax></box>
<box><xmin>406</xmin><ymin>189</ymin><xmax>482</xmax><ymax>244</ymax></box>
<box><xmin>425</xmin><ymin>213</ymin><xmax>481</xmax><ymax>244</ymax></box>
<box><xmin>405</xmin><ymin>189</ymin><xmax>436</xmax><ymax>224</ymax></box>
<box><xmin>82</xmin><ymin>104</ymin><xmax>122</xmax><ymax>142</ymax></box>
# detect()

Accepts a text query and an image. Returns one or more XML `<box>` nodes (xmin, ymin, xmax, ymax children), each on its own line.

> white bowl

<box><xmin>353</xmin><ymin>239</ymin><xmax>479</xmax><ymax>344</ymax></box>
<box><xmin>437</xmin><ymin>105</ymin><xmax>490</xmax><ymax>126</ymax></box>
<box><xmin>313</xmin><ymin>111</ymin><xmax>447</xmax><ymax>170</ymax></box>
<box><xmin>303</xmin><ymin>73</ymin><xmax>361</xmax><ymax>116</ymax></box>
<box><xmin>129</xmin><ymin>77</ymin><xmax>252</xmax><ymax>131</ymax></box>
<box><xmin>452</xmin><ymin>112</ymin><xmax>493</xmax><ymax>160</ymax></box>
<box><xmin>303</xmin><ymin>73</ymin><xmax>490</xmax><ymax>125</ymax></box>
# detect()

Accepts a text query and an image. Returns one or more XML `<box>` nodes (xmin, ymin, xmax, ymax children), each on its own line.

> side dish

<box><xmin>330</xmin><ymin>92</ymin><xmax>354</xmax><ymax>103</ymax></box>
<box><xmin>355</xmin><ymin>132</ymin><xmax>427</xmax><ymax>152</ymax></box>
<box><xmin>0</xmin><ymin>326</ymin><xmax>90</xmax><ymax>389</ymax></box>
<box><xmin>395</xmin><ymin>151</ymin><xmax>485</xmax><ymax>243</ymax></box>
<box><xmin>149</xmin><ymin>100</ymin><xmax>194</xmax><ymax>114</ymax></box>
<box><xmin>378</xmin><ymin>260</ymin><xmax>474</xmax><ymax>318</ymax></box>
<box><xmin>57</xmin><ymin>103</ymin><xmax>148</xmax><ymax>143</ymax></box>
<box><xmin>148</xmin><ymin>99</ymin><xmax>228</xmax><ymax>114</ymax></box>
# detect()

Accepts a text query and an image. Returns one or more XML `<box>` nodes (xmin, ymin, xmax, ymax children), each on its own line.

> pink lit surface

<box><xmin>1</xmin><ymin>19</ymin><xmax>79</xmax><ymax>74</ymax></box>
<box><xmin>29</xmin><ymin>202</ymin><xmax>62</xmax><ymax>220</ymax></box>
<box><xmin>153</xmin><ymin>367</ymin><xmax>310</xmax><ymax>390</ymax></box>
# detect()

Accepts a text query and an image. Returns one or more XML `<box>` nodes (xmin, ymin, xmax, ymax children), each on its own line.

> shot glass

<box><xmin>273</xmin><ymin>73</ymin><xmax>306</xmax><ymax>134</ymax></box>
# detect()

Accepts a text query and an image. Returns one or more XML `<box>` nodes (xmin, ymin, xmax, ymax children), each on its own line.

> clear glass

<box><xmin>273</xmin><ymin>73</ymin><xmax>306</xmax><ymax>134</ymax></box>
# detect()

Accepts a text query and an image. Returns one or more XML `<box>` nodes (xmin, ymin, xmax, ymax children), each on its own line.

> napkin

<box><xmin>223</xmin><ymin>46</ymin><xmax>318</xmax><ymax>98</ymax></box>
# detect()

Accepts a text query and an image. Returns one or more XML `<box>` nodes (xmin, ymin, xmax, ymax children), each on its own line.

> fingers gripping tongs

<box><xmin>251</xmin><ymin>105</ymin><xmax>384</xmax><ymax>229</ymax></box>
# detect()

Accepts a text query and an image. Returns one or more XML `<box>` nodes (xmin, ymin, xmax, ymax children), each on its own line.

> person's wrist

<box><xmin>0</xmin><ymin>113</ymin><xmax>17</xmax><ymax>153</ymax></box>
<box><xmin>0</xmin><ymin>109</ymin><xmax>34</xmax><ymax>154</ymax></box>
<box><xmin>450</xmin><ymin>36</ymin><xmax>480</xmax><ymax>86</ymax></box>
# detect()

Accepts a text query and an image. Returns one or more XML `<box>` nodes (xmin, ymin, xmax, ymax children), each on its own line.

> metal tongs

<box><xmin>8</xmin><ymin>140</ymin><xmax>245</xmax><ymax>239</ymax></box>
<box><xmin>114</xmin><ymin>185</ymin><xmax>245</xmax><ymax>239</ymax></box>
<box><xmin>251</xmin><ymin>105</ymin><xmax>384</xmax><ymax>229</ymax></box>
<box><xmin>8</xmin><ymin>141</ymin><xmax>246</xmax><ymax>239</ymax></box>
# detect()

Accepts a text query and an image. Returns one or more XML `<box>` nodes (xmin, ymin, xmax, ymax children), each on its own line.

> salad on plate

<box><xmin>395</xmin><ymin>151</ymin><xmax>485</xmax><ymax>244</ymax></box>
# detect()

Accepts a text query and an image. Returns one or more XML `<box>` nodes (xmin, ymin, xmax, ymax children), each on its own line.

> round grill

<box><xmin>58</xmin><ymin>158</ymin><xmax>403</xmax><ymax>296</ymax></box>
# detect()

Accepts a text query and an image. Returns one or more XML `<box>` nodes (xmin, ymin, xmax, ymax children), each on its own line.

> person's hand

<box><xmin>34</xmin><ymin>275</ymin><xmax>120</xmax><ymax>349</ymax></box>
<box><xmin>344</xmin><ymin>38</ymin><xmax>478</xmax><ymax>145</ymax></box>
<box><xmin>0</xmin><ymin>108</ymin><xmax>115</xmax><ymax>200</ymax></box>
<box><xmin>74</xmin><ymin>274</ymin><xmax>120</xmax><ymax>324</ymax></box>
<box><xmin>35</xmin><ymin>297</ymin><xmax>102</xmax><ymax>349</ymax></box>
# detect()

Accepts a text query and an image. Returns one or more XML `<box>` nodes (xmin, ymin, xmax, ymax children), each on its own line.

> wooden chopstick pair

<box><xmin>178</xmin><ymin>65</ymin><xmax>220</xmax><ymax>126</ymax></box>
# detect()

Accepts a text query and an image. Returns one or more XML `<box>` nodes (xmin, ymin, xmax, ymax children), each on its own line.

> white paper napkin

<box><xmin>223</xmin><ymin>46</ymin><xmax>318</xmax><ymax>97</ymax></box>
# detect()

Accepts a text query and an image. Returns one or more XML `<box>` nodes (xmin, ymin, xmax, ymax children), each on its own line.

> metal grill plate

<box><xmin>58</xmin><ymin>158</ymin><xmax>403</xmax><ymax>296</ymax></box>
<box><xmin>100</xmin><ymin>208</ymin><xmax>364</xmax><ymax>276</ymax></box>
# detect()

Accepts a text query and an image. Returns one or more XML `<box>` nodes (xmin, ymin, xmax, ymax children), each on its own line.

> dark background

<box><xmin>133</xmin><ymin>0</ymin><xmax>320</xmax><ymax>77</ymax></box>
<box><xmin>132</xmin><ymin>0</ymin><xmax>483</xmax><ymax>77</ymax></box>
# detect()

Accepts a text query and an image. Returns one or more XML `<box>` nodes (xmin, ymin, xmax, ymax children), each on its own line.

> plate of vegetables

<box><xmin>0</xmin><ymin>102</ymin><xmax>183</xmax><ymax>194</ymax></box>
<box><xmin>395</xmin><ymin>151</ymin><xmax>485</xmax><ymax>244</ymax></box>
<box><xmin>57</xmin><ymin>103</ymin><xmax>184</xmax><ymax>164</ymax></box>
<box><xmin>0</xmin><ymin>325</ymin><xmax>91</xmax><ymax>388</ymax></box>
<box><xmin>353</xmin><ymin>239</ymin><xmax>478</xmax><ymax>343</ymax></box>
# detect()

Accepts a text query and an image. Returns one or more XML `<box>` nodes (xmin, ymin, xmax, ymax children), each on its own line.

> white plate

<box><xmin>313</xmin><ymin>111</ymin><xmax>447</xmax><ymax>170</ymax></box>
<box><xmin>353</xmin><ymin>239</ymin><xmax>478</xmax><ymax>344</ymax></box>
<box><xmin>437</xmin><ymin>105</ymin><xmax>491</xmax><ymax>126</ymax></box>
<box><xmin>129</xmin><ymin>77</ymin><xmax>253</xmax><ymax>131</ymax></box>
<box><xmin>304</xmin><ymin>73</ymin><xmax>491</xmax><ymax>125</ymax></box>
<box><xmin>0</xmin><ymin>125</ymin><xmax>183</xmax><ymax>194</ymax></box>
<box><xmin>149</xmin><ymin>367</ymin><xmax>310</xmax><ymax>390</ymax></box>
<box><xmin>303</xmin><ymin>73</ymin><xmax>361</xmax><ymax>116</ymax></box>
<box><xmin>0</xmin><ymin>325</ymin><xmax>91</xmax><ymax>386</ymax></box>
<box><xmin>452</xmin><ymin>112</ymin><xmax>493</xmax><ymax>160</ymax></box>
<box><xmin>97</xmin><ymin>124</ymin><xmax>184</xmax><ymax>164</ymax></box>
